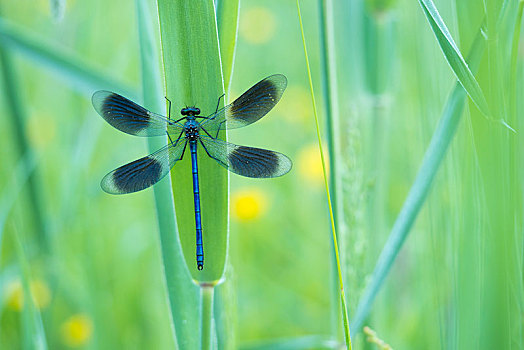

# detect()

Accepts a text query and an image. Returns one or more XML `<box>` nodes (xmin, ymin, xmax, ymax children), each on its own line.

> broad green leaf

<box><xmin>418</xmin><ymin>0</ymin><xmax>491</xmax><ymax>118</ymax></box>
<box><xmin>157</xmin><ymin>1</ymin><xmax>227</xmax><ymax>284</ymax></box>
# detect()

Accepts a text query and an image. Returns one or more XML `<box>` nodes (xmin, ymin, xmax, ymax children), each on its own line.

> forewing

<box><xmin>200</xmin><ymin>136</ymin><xmax>291</xmax><ymax>178</ymax></box>
<box><xmin>101</xmin><ymin>141</ymin><xmax>187</xmax><ymax>194</ymax></box>
<box><xmin>92</xmin><ymin>91</ymin><xmax>180</xmax><ymax>136</ymax></box>
<box><xmin>201</xmin><ymin>74</ymin><xmax>287</xmax><ymax>131</ymax></box>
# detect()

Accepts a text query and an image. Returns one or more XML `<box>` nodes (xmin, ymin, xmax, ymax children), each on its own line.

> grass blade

<box><xmin>214</xmin><ymin>4</ymin><xmax>239</xmax><ymax>345</ymax></box>
<box><xmin>318</xmin><ymin>0</ymin><xmax>343</xmax><ymax>339</ymax></box>
<box><xmin>0</xmin><ymin>38</ymin><xmax>48</xmax><ymax>254</ymax></box>
<box><xmin>418</xmin><ymin>0</ymin><xmax>491</xmax><ymax>119</ymax></box>
<box><xmin>157</xmin><ymin>0</ymin><xmax>227</xmax><ymax>285</ymax></box>
<box><xmin>136</xmin><ymin>0</ymin><xmax>199</xmax><ymax>348</ymax></box>
<box><xmin>296</xmin><ymin>1</ymin><xmax>352</xmax><ymax>348</ymax></box>
<box><xmin>157</xmin><ymin>1</ymin><xmax>226</xmax><ymax>348</ymax></box>
<box><xmin>0</xmin><ymin>152</ymin><xmax>38</xmax><ymax>253</ymax></box>
<box><xmin>351</xmin><ymin>24</ymin><xmax>486</xmax><ymax>332</ymax></box>
<box><xmin>216</xmin><ymin>0</ymin><xmax>240</xmax><ymax>93</ymax></box>
<box><xmin>0</xmin><ymin>18</ymin><xmax>134</xmax><ymax>97</ymax></box>
<box><xmin>509</xmin><ymin>0</ymin><xmax>524</xmax><ymax>123</ymax></box>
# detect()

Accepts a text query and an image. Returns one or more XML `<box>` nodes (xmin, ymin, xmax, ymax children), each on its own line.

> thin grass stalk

<box><xmin>363</xmin><ymin>13</ymin><xmax>389</xmax><ymax>247</ymax></box>
<box><xmin>318</xmin><ymin>0</ymin><xmax>342</xmax><ymax>339</ymax></box>
<box><xmin>361</xmin><ymin>7</ymin><xmax>394</xmax><ymax>331</ymax></box>
<box><xmin>0</xmin><ymin>152</ymin><xmax>38</xmax><ymax>254</ymax></box>
<box><xmin>0</xmin><ymin>35</ymin><xmax>48</xmax><ymax>254</ymax></box>
<box><xmin>136</xmin><ymin>0</ymin><xmax>199</xmax><ymax>348</ymax></box>
<box><xmin>296</xmin><ymin>1</ymin><xmax>352</xmax><ymax>348</ymax></box>
<box><xmin>350</xmin><ymin>26</ymin><xmax>486</xmax><ymax>332</ymax></box>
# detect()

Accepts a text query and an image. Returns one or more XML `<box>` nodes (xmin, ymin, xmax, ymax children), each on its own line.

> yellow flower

<box><xmin>240</xmin><ymin>7</ymin><xmax>276</xmax><ymax>44</ymax></box>
<box><xmin>297</xmin><ymin>144</ymin><xmax>329</xmax><ymax>187</ymax></box>
<box><xmin>232</xmin><ymin>189</ymin><xmax>268</xmax><ymax>221</ymax></box>
<box><xmin>5</xmin><ymin>280</ymin><xmax>24</xmax><ymax>311</ymax></box>
<box><xmin>26</xmin><ymin>112</ymin><xmax>56</xmax><ymax>149</ymax></box>
<box><xmin>61</xmin><ymin>314</ymin><xmax>93</xmax><ymax>347</ymax></box>
<box><xmin>4</xmin><ymin>278</ymin><xmax>51</xmax><ymax>311</ymax></box>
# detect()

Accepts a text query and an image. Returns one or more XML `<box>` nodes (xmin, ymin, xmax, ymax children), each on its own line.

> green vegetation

<box><xmin>0</xmin><ymin>0</ymin><xmax>523</xmax><ymax>349</ymax></box>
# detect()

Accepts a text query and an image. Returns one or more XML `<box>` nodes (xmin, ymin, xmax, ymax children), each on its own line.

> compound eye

<box><xmin>181</xmin><ymin>109</ymin><xmax>188</xmax><ymax>116</ymax></box>
<box><xmin>195</xmin><ymin>108</ymin><xmax>201</xmax><ymax>115</ymax></box>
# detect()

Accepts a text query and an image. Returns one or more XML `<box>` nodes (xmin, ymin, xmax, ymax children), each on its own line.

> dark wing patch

<box><xmin>92</xmin><ymin>91</ymin><xmax>178</xmax><ymax>136</ymax></box>
<box><xmin>200</xmin><ymin>136</ymin><xmax>292</xmax><ymax>178</ymax></box>
<box><xmin>101</xmin><ymin>140</ymin><xmax>187</xmax><ymax>194</ymax></box>
<box><xmin>228</xmin><ymin>146</ymin><xmax>280</xmax><ymax>178</ymax></box>
<box><xmin>109</xmin><ymin>156</ymin><xmax>163</xmax><ymax>193</ymax></box>
<box><xmin>200</xmin><ymin>74</ymin><xmax>287</xmax><ymax>131</ymax></box>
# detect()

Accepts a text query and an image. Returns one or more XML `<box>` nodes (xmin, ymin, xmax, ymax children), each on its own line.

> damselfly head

<box><xmin>181</xmin><ymin>106</ymin><xmax>200</xmax><ymax>116</ymax></box>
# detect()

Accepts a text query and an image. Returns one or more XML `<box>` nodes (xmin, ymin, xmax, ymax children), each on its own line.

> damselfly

<box><xmin>92</xmin><ymin>74</ymin><xmax>292</xmax><ymax>270</ymax></box>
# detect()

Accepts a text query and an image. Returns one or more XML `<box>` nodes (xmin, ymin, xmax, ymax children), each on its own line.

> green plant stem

<box><xmin>351</xmin><ymin>25</ymin><xmax>486</xmax><ymax>332</ymax></box>
<box><xmin>296</xmin><ymin>1</ymin><xmax>352</xmax><ymax>348</ymax></box>
<box><xmin>214</xmin><ymin>275</ymin><xmax>236</xmax><ymax>350</ymax></box>
<box><xmin>366</xmin><ymin>12</ymin><xmax>392</xmax><ymax>218</ymax></box>
<box><xmin>509</xmin><ymin>0</ymin><xmax>524</xmax><ymax>123</ymax></box>
<box><xmin>201</xmin><ymin>286</ymin><xmax>215</xmax><ymax>350</ymax></box>
<box><xmin>0</xmin><ymin>152</ymin><xmax>38</xmax><ymax>256</ymax></box>
<box><xmin>0</xmin><ymin>41</ymin><xmax>48</xmax><ymax>254</ymax></box>
<box><xmin>318</xmin><ymin>0</ymin><xmax>341</xmax><ymax>338</ymax></box>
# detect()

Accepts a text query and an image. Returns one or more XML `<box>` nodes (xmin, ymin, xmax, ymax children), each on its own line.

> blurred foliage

<box><xmin>0</xmin><ymin>0</ymin><xmax>523</xmax><ymax>349</ymax></box>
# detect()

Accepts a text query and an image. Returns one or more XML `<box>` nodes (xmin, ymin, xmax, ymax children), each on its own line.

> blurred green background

<box><xmin>1</xmin><ymin>0</ymin><xmax>523</xmax><ymax>349</ymax></box>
